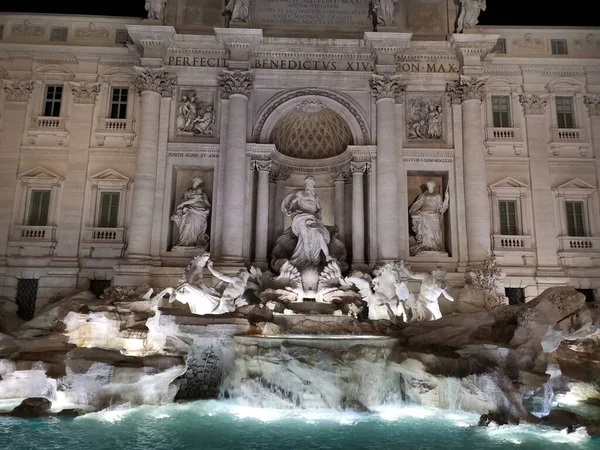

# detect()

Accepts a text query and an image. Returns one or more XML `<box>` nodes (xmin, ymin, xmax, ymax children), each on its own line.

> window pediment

<box><xmin>33</xmin><ymin>64</ymin><xmax>75</xmax><ymax>82</ymax></box>
<box><xmin>554</xmin><ymin>178</ymin><xmax>595</xmax><ymax>197</ymax></box>
<box><xmin>89</xmin><ymin>168</ymin><xmax>131</xmax><ymax>189</ymax></box>
<box><xmin>489</xmin><ymin>177</ymin><xmax>529</xmax><ymax>196</ymax></box>
<box><xmin>99</xmin><ymin>67</ymin><xmax>136</xmax><ymax>84</ymax></box>
<box><xmin>18</xmin><ymin>166</ymin><xmax>63</xmax><ymax>186</ymax></box>
<box><xmin>546</xmin><ymin>77</ymin><xmax>585</xmax><ymax>94</ymax></box>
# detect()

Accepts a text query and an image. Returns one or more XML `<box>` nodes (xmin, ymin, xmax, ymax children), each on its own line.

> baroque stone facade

<box><xmin>1</xmin><ymin>7</ymin><xmax>600</xmax><ymax>311</ymax></box>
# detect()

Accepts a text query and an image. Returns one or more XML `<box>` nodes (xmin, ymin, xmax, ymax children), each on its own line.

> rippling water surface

<box><xmin>0</xmin><ymin>401</ymin><xmax>598</xmax><ymax>450</ymax></box>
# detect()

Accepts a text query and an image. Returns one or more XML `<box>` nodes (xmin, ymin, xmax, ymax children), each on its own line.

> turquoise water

<box><xmin>1</xmin><ymin>401</ymin><xmax>599</xmax><ymax>450</ymax></box>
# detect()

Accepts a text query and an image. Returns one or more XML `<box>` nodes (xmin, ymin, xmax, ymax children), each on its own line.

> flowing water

<box><xmin>1</xmin><ymin>401</ymin><xmax>598</xmax><ymax>450</ymax></box>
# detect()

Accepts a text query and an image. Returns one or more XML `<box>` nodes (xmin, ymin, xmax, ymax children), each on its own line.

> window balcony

<box><xmin>551</xmin><ymin>128</ymin><xmax>587</xmax><ymax>142</ymax></box>
<box><xmin>492</xmin><ymin>234</ymin><xmax>533</xmax><ymax>251</ymax></box>
<box><xmin>485</xmin><ymin>127</ymin><xmax>521</xmax><ymax>142</ymax></box>
<box><xmin>83</xmin><ymin>227</ymin><xmax>126</xmax><ymax>243</ymax></box>
<box><xmin>30</xmin><ymin>116</ymin><xmax>68</xmax><ymax>131</ymax></box>
<box><xmin>95</xmin><ymin>118</ymin><xmax>136</xmax><ymax>147</ymax></box>
<box><xmin>11</xmin><ymin>225</ymin><xmax>57</xmax><ymax>242</ymax></box>
<box><xmin>558</xmin><ymin>236</ymin><xmax>600</xmax><ymax>252</ymax></box>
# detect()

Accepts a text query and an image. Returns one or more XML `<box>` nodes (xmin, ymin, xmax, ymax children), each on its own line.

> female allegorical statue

<box><xmin>281</xmin><ymin>176</ymin><xmax>332</xmax><ymax>268</ymax></box>
<box><xmin>409</xmin><ymin>180</ymin><xmax>449</xmax><ymax>255</ymax></box>
<box><xmin>171</xmin><ymin>176</ymin><xmax>211</xmax><ymax>248</ymax></box>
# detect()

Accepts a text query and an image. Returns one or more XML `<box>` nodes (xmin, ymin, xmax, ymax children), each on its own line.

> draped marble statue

<box><xmin>456</xmin><ymin>0</ymin><xmax>486</xmax><ymax>33</ymax></box>
<box><xmin>409</xmin><ymin>180</ymin><xmax>449</xmax><ymax>256</ymax></box>
<box><xmin>223</xmin><ymin>0</ymin><xmax>250</xmax><ymax>23</ymax></box>
<box><xmin>171</xmin><ymin>176</ymin><xmax>211</xmax><ymax>248</ymax></box>
<box><xmin>145</xmin><ymin>0</ymin><xmax>165</xmax><ymax>20</ymax></box>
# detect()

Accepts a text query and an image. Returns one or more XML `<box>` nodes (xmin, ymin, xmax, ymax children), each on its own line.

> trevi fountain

<box><xmin>1</xmin><ymin>0</ymin><xmax>600</xmax><ymax>449</ymax></box>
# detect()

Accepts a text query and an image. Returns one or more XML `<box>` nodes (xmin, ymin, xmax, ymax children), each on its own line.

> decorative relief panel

<box><xmin>74</xmin><ymin>23</ymin><xmax>110</xmax><ymax>39</ymax></box>
<box><xmin>176</xmin><ymin>88</ymin><xmax>217</xmax><ymax>138</ymax></box>
<box><xmin>512</xmin><ymin>33</ymin><xmax>545</xmax><ymax>50</ymax></box>
<box><xmin>11</xmin><ymin>20</ymin><xmax>45</xmax><ymax>37</ymax></box>
<box><xmin>406</xmin><ymin>95</ymin><xmax>444</xmax><ymax>143</ymax></box>
<box><xmin>574</xmin><ymin>34</ymin><xmax>600</xmax><ymax>51</ymax></box>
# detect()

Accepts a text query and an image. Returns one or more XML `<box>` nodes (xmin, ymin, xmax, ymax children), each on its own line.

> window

<box><xmin>551</xmin><ymin>39</ymin><xmax>568</xmax><ymax>55</ymax></box>
<box><xmin>491</xmin><ymin>95</ymin><xmax>511</xmax><ymax>128</ymax></box>
<box><xmin>43</xmin><ymin>85</ymin><xmax>63</xmax><ymax>117</ymax></box>
<box><xmin>50</xmin><ymin>27</ymin><xmax>68</xmax><ymax>42</ymax></box>
<box><xmin>98</xmin><ymin>192</ymin><xmax>120</xmax><ymax>228</ymax></box>
<box><xmin>566</xmin><ymin>201</ymin><xmax>586</xmax><ymax>237</ymax></box>
<box><xmin>16</xmin><ymin>279</ymin><xmax>38</xmax><ymax>320</ymax></box>
<box><xmin>556</xmin><ymin>96</ymin><xmax>575</xmax><ymax>129</ymax></box>
<box><xmin>499</xmin><ymin>200</ymin><xmax>518</xmax><ymax>235</ymax></box>
<box><xmin>27</xmin><ymin>190</ymin><xmax>51</xmax><ymax>226</ymax></box>
<box><xmin>494</xmin><ymin>38</ymin><xmax>506</xmax><ymax>54</ymax></box>
<box><xmin>110</xmin><ymin>88</ymin><xmax>128</xmax><ymax>119</ymax></box>
<box><xmin>0</xmin><ymin>24</ymin><xmax>4</xmax><ymax>40</ymax></box>
<box><xmin>115</xmin><ymin>29</ymin><xmax>130</xmax><ymax>44</ymax></box>
<box><xmin>505</xmin><ymin>288</ymin><xmax>525</xmax><ymax>305</ymax></box>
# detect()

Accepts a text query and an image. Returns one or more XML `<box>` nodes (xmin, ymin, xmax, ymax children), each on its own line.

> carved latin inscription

<box><xmin>254</xmin><ymin>0</ymin><xmax>370</xmax><ymax>28</ymax></box>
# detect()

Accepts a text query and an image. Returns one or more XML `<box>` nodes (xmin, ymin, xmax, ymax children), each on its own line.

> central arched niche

<box><xmin>270</xmin><ymin>100</ymin><xmax>354</xmax><ymax>159</ymax></box>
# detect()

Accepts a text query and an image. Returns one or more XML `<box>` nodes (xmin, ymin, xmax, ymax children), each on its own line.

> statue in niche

<box><xmin>282</xmin><ymin>175</ymin><xmax>332</xmax><ymax>268</ymax></box>
<box><xmin>398</xmin><ymin>262</ymin><xmax>454</xmax><ymax>321</ymax></box>
<box><xmin>408</xmin><ymin>99</ymin><xmax>443</xmax><ymax>141</ymax></box>
<box><xmin>145</xmin><ymin>0</ymin><xmax>166</xmax><ymax>20</ymax></box>
<box><xmin>409</xmin><ymin>180</ymin><xmax>449</xmax><ymax>256</ymax></box>
<box><xmin>171</xmin><ymin>176</ymin><xmax>211</xmax><ymax>248</ymax></box>
<box><xmin>223</xmin><ymin>0</ymin><xmax>250</xmax><ymax>24</ymax></box>
<box><xmin>456</xmin><ymin>0</ymin><xmax>486</xmax><ymax>33</ymax></box>
<box><xmin>177</xmin><ymin>92</ymin><xmax>215</xmax><ymax>136</ymax></box>
<box><xmin>368</xmin><ymin>0</ymin><xmax>398</xmax><ymax>31</ymax></box>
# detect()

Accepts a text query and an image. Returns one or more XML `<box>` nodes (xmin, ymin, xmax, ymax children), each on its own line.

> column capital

<box><xmin>2</xmin><ymin>79</ymin><xmax>35</xmax><ymax>102</ymax></box>
<box><xmin>219</xmin><ymin>70</ymin><xmax>254</xmax><ymax>99</ymax></box>
<box><xmin>584</xmin><ymin>94</ymin><xmax>600</xmax><ymax>116</ymax></box>
<box><xmin>519</xmin><ymin>94</ymin><xmax>548</xmax><ymax>116</ymax></box>
<box><xmin>446</xmin><ymin>75</ymin><xmax>487</xmax><ymax>104</ymax></box>
<box><xmin>269</xmin><ymin>165</ymin><xmax>290</xmax><ymax>182</ymax></box>
<box><xmin>70</xmin><ymin>81</ymin><xmax>101</xmax><ymax>104</ymax></box>
<box><xmin>351</xmin><ymin>161</ymin><xmax>370</xmax><ymax>174</ymax></box>
<box><xmin>330</xmin><ymin>168</ymin><xmax>350</xmax><ymax>184</ymax></box>
<box><xmin>251</xmin><ymin>159</ymin><xmax>272</xmax><ymax>172</ymax></box>
<box><xmin>134</xmin><ymin>66</ymin><xmax>176</xmax><ymax>96</ymax></box>
<box><xmin>370</xmin><ymin>74</ymin><xmax>405</xmax><ymax>101</ymax></box>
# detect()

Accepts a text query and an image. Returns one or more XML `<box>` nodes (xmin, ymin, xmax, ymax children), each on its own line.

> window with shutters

<box><xmin>565</xmin><ymin>200</ymin><xmax>586</xmax><ymax>237</ymax></box>
<box><xmin>27</xmin><ymin>190</ymin><xmax>51</xmax><ymax>226</ymax></box>
<box><xmin>499</xmin><ymin>200</ymin><xmax>518</xmax><ymax>235</ymax></box>
<box><xmin>98</xmin><ymin>192</ymin><xmax>120</xmax><ymax>228</ymax></box>
<box><xmin>556</xmin><ymin>96</ymin><xmax>575</xmax><ymax>129</ymax></box>
<box><xmin>551</xmin><ymin>39</ymin><xmax>568</xmax><ymax>55</ymax></box>
<box><xmin>491</xmin><ymin>95</ymin><xmax>511</xmax><ymax>128</ymax></box>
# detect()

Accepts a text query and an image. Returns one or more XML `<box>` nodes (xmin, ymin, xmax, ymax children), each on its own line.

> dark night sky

<box><xmin>0</xmin><ymin>1</ymin><xmax>598</xmax><ymax>27</ymax></box>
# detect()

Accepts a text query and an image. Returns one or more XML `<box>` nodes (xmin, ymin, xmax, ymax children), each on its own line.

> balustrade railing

<box><xmin>492</xmin><ymin>234</ymin><xmax>532</xmax><ymax>250</ymax></box>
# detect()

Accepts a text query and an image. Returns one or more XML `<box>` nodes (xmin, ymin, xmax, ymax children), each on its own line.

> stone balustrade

<box><xmin>552</xmin><ymin>128</ymin><xmax>586</xmax><ymax>142</ymax></box>
<box><xmin>492</xmin><ymin>234</ymin><xmax>533</xmax><ymax>250</ymax></box>
<box><xmin>83</xmin><ymin>227</ymin><xmax>126</xmax><ymax>243</ymax></box>
<box><xmin>30</xmin><ymin>116</ymin><xmax>68</xmax><ymax>131</ymax></box>
<box><xmin>12</xmin><ymin>225</ymin><xmax>56</xmax><ymax>241</ymax></box>
<box><xmin>559</xmin><ymin>236</ymin><xmax>600</xmax><ymax>251</ymax></box>
<box><xmin>98</xmin><ymin>118</ymin><xmax>134</xmax><ymax>132</ymax></box>
<box><xmin>486</xmin><ymin>127</ymin><xmax>521</xmax><ymax>141</ymax></box>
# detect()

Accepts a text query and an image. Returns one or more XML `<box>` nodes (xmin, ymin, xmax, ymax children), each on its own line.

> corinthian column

<box><xmin>252</xmin><ymin>159</ymin><xmax>271</xmax><ymax>267</ymax></box>
<box><xmin>446</xmin><ymin>75</ymin><xmax>490</xmax><ymax>263</ymax></box>
<box><xmin>520</xmin><ymin>94</ymin><xmax>561</xmax><ymax>273</ymax></box>
<box><xmin>371</xmin><ymin>74</ymin><xmax>404</xmax><ymax>262</ymax></box>
<box><xmin>218</xmin><ymin>70</ymin><xmax>254</xmax><ymax>262</ymax></box>
<box><xmin>351</xmin><ymin>161</ymin><xmax>369</xmax><ymax>266</ymax></box>
<box><xmin>127</xmin><ymin>67</ymin><xmax>176</xmax><ymax>260</ymax></box>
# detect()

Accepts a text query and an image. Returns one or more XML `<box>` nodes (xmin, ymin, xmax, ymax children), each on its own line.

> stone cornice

<box><xmin>370</xmin><ymin>74</ymin><xmax>405</xmax><ymax>100</ymax></box>
<box><xmin>449</xmin><ymin>34</ymin><xmax>499</xmax><ymax>65</ymax></box>
<box><xmin>363</xmin><ymin>32</ymin><xmax>412</xmax><ymax>55</ymax></box>
<box><xmin>519</xmin><ymin>93</ymin><xmax>548</xmax><ymax>115</ymax></box>
<box><xmin>584</xmin><ymin>94</ymin><xmax>600</xmax><ymax>116</ymax></box>
<box><xmin>134</xmin><ymin>66</ymin><xmax>176</xmax><ymax>96</ymax></box>
<box><xmin>127</xmin><ymin>25</ymin><xmax>176</xmax><ymax>58</ymax></box>
<box><xmin>271</xmin><ymin>147</ymin><xmax>353</xmax><ymax>175</ymax></box>
<box><xmin>166</xmin><ymin>144</ymin><xmax>220</xmax><ymax>159</ymax></box>
<box><xmin>70</xmin><ymin>81</ymin><xmax>101</xmax><ymax>104</ymax></box>
<box><xmin>446</xmin><ymin>75</ymin><xmax>487</xmax><ymax>103</ymax></box>
<box><xmin>214</xmin><ymin>28</ymin><xmax>263</xmax><ymax>48</ymax></box>
<box><xmin>218</xmin><ymin>70</ymin><xmax>254</xmax><ymax>99</ymax></box>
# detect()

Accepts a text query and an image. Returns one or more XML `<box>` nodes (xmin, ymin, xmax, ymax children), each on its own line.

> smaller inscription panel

<box><xmin>253</xmin><ymin>0</ymin><xmax>371</xmax><ymax>28</ymax></box>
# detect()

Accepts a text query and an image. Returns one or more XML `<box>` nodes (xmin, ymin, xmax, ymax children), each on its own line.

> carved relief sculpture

<box><xmin>512</xmin><ymin>33</ymin><xmax>545</xmax><ymax>50</ymax></box>
<box><xmin>409</xmin><ymin>180</ymin><xmax>449</xmax><ymax>256</ymax></box>
<box><xmin>12</xmin><ymin>20</ymin><xmax>45</xmax><ymax>36</ymax></box>
<box><xmin>456</xmin><ymin>0</ymin><xmax>486</xmax><ymax>33</ymax></box>
<box><xmin>70</xmin><ymin>82</ymin><xmax>101</xmax><ymax>104</ymax></box>
<box><xmin>134</xmin><ymin>66</ymin><xmax>176</xmax><ymax>96</ymax></box>
<box><xmin>75</xmin><ymin>23</ymin><xmax>110</xmax><ymax>39</ymax></box>
<box><xmin>171</xmin><ymin>176</ymin><xmax>211</xmax><ymax>249</ymax></box>
<box><xmin>584</xmin><ymin>94</ymin><xmax>600</xmax><ymax>116</ymax></box>
<box><xmin>176</xmin><ymin>90</ymin><xmax>215</xmax><ymax>136</ymax></box>
<box><xmin>145</xmin><ymin>0</ymin><xmax>166</xmax><ymax>20</ymax></box>
<box><xmin>575</xmin><ymin>34</ymin><xmax>600</xmax><ymax>50</ymax></box>
<box><xmin>519</xmin><ymin>94</ymin><xmax>548</xmax><ymax>116</ymax></box>
<box><xmin>223</xmin><ymin>0</ymin><xmax>251</xmax><ymax>24</ymax></box>
<box><xmin>407</xmin><ymin>98</ymin><xmax>443</xmax><ymax>140</ymax></box>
